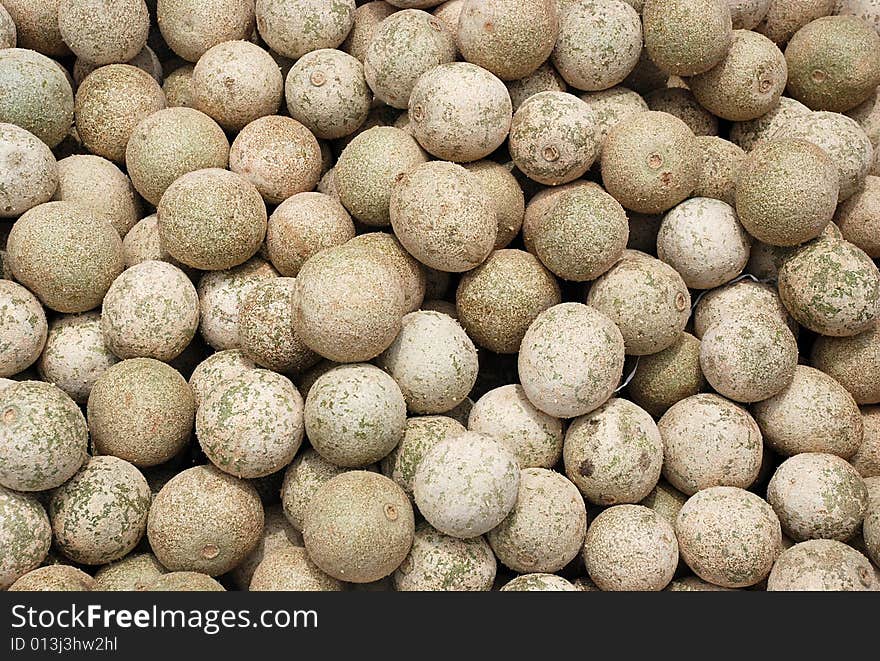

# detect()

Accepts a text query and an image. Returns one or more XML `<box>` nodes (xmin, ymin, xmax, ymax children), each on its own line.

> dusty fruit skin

<box><xmin>0</xmin><ymin>281</ymin><xmax>47</xmax><ymax>378</ymax></box>
<box><xmin>812</xmin><ymin>320</ymin><xmax>880</xmax><ymax>405</ymax></box>
<box><xmin>376</xmin><ymin>311</ymin><xmax>478</xmax><ymax>414</ymax></box>
<box><xmin>101</xmin><ymin>261</ymin><xmax>199</xmax><ymax>362</ymax></box>
<box><xmin>580</xmin><ymin>86</ymin><xmax>648</xmax><ymax>153</ymax></box>
<box><xmin>835</xmin><ymin>175</ymin><xmax>880</xmax><ymax>257</ymax></box>
<box><xmin>757</xmin><ymin>0</ymin><xmax>836</xmax><ymax>44</ymax></box>
<box><xmin>564</xmin><ymin>398</ymin><xmax>663</xmax><ymax>505</ymax></box>
<box><xmin>157</xmin><ymin>0</ymin><xmax>255</xmax><ymax>62</ymax></box>
<box><xmin>250</xmin><ymin>546</ymin><xmax>343</xmax><ymax>591</ymax></box>
<box><xmin>728</xmin><ymin>0</ymin><xmax>772</xmax><ymax>28</ymax></box>
<box><xmin>693</xmin><ymin>136</ymin><xmax>745</xmax><ymax>207</ymax></box>
<box><xmin>488</xmin><ymin>468</ymin><xmax>586</xmax><ymax>574</ymax></box>
<box><xmin>584</xmin><ymin>504</ymin><xmax>679</xmax><ymax>591</ymax></box>
<box><xmin>58</xmin><ymin>0</ymin><xmax>149</xmax><ymax>66</ymax></box>
<box><xmin>348</xmin><ymin>232</ymin><xmax>427</xmax><ymax>313</ymax></box>
<box><xmin>778</xmin><ymin>238</ymin><xmax>880</xmax><ymax>337</ymax></box>
<box><xmin>699</xmin><ymin>312</ymin><xmax>798</xmax><ymax>403</ymax></box>
<box><xmin>87</xmin><ymin>358</ymin><xmax>194</xmax><ymax>468</ymax></box>
<box><xmin>508</xmin><ymin>62</ymin><xmax>568</xmax><ymax>113</ymax></box>
<box><xmin>231</xmin><ymin>504</ymin><xmax>303</xmax><ymax>589</ymax></box>
<box><xmin>163</xmin><ymin>64</ymin><xmax>194</xmax><ymax>107</ymax></box>
<box><xmin>0</xmin><ymin>123</ymin><xmax>58</xmax><ymax>218</ymax></box>
<box><xmin>1</xmin><ymin>0</ymin><xmax>67</xmax><ymax>56</ymax></box>
<box><xmin>753</xmin><ymin>365</ymin><xmax>863</xmax><ymax>458</ymax></box>
<box><xmin>518</xmin><ymin>303</ymin><xmax>625</xmax><ymax>419</ymax></box>
<box><xmin>9</xmin><ymin>565</ymin><xmax>97</xmax><ymax>592</ymax></box>
<box><xmin>600</xmin><ymin>111</ymin><xmax>700</xmax><ymax>215</ymax></box>
<box><xmin>188</xmin><ymin>350</ymin><xmax>256</xmax><ymax>410</ymax></box>
<box><xmin>0</xmin><ymin>4</ymin><xmax>13</xmax><ymax>48</ymax></box>
<box><xmin>49</xmin><ymin>456</ymin><xmax>151</xmax><ymax>565</ymax></box>
<box><xmin>657</xmin><ymin>197</ymin><xmax>751</xmax><ymax>289</ymax></box>
<box><xmin>305</xmin><ymin>364</ymin><xmax>405</xmax><ymax>468</ymax></box>
<box><xmin>293</xmin><ymin>243</ymin><xmax>405</xmax><ymax>363</ymax></box>
<box><xmin>694</xmin><ymin>280</ymin><xmax>795</xmax><ymax>339</ymax></box>
<box><xmin>767</xmin><ymin>452</ymin><xmax>868</xmax><ymax>541</ymax></box>
<box><xmin>640</xmin><ymin>480</ymin><xmax>688</xmax><ymax>526</ymax></box>
<box><xmin>281</xmin><ymin>449</ymin><xmax>347</xmax><ymax>531</ymax></box>
<box><xmin>75</xmin><ymin>64</ymin><xmax>166</xmax><ymax>164</ymax></box>
<box><xmin>334</xmin><ymin>126</ymin><xmax>428</xmax><ymax>226</ymax></box>
<box><xmin>381</xmin><ymin>415</ymin><xmax>466</xmax><ymax>495</ymax></box>
<box><xmin>768</xmin><ymin>539</ymin><xmax>877</xmax><ymax>590</ymax></box>
<box><xmin>642</xmin><ymin>0</ymin><xmax>734</xmax><ymax>76</ymax></box>
<box><xmin>0</xmin><ymin>48</ymin><xmax>74</xmax><ymax>148</ymax></box>
<box><xmin>462</xmin><ymin>161</ymin><xmax>524</xmax><ymax>250</ymax></box>
<box><xmin>158</xmin><ymin>168</ymin><xmax>267</xmax><ymax>271</ymax></box>
<box><xmin>303</xmin><ymin>471</ymin><xmax>414</xmax><ymax>583</ymax></box>
<box><xmin>852</xmin><ymin>406</ymin><xmax>880</xmax><ymax>477</ymax></box>
<box><xmin>94</xmin><ymin>552</ymin><xmax>167</xmax><ymax>591</ymax></box>
<box><xmin>256</xmin><ymin>0</ymin><xmax>355</xmax><ymax>60</ymax></box>
<box><xmin>551</xmin><ymin>0</ymin><xmax>641</xmax><ymax>91</ymax></box>
<box><xmin>407</xmin><ymin>62</ymin><xmax>512</xmax><ymax>162</ymax></box>
<box><xmin>238</xmin><ymin>279</ymin><xmax>319</xmax><ymax>374</ymax></box>
<box><xmin>531</xmin><ymin>184</ymin><xmax>628</xmax><ymax>282</ymax></box>
<box><xmin>645</xmin><ymin>88</ymin><xmax>719</xmax><ymax>138</ymax></box>
<box><xmin>229</xmin><ymin>116</ymin><xmax>322</xmax><ymax>205</ymax></box>
<box><xmin>0</xmin><ymin>381</ymin><xmax>87</xmax><ymax>492</ymax></box>
<box><xmin>146</xmin><ymin>571</ymin><xmax>225</xmax><ymax>591</ymax></box>
<box><xmin>509</xmin><ymin>92</ymin><xmax>600</xmax><ymax>186</ymax></box>
<box><xmin>500</xmin><ymin>573</ymin><xmax>577</xmax><ymax>591</ymax></box>
<box><xmin>6</xmin><ymin>202</ymin><xmax>124</xmax><ymax>313</ymax></box>
<box><xmin>785</xmin><ymin>16</ymin><xmax>880</xmax><ymax>113</ymax></box>
<box><xmin>658</xmin><ymin>394</ymin><xmax>763</xmax><ymax>496</ymax></box>
<box><xmin>627</xmin><ymin>332</ymin><xmax>704</xmax><ymax>418</ymax></box>
<box><xmin>0</xmin><ymin>486</ymin><xmax>51</xmax><ymax>590</ymax></box>
<box><xmin>393</xmin><ymin>521</ymin><xmax>496</xmax><ymax>591</ymax></box>
<box><xmin>148</xmin><ymin>464</ymin><xmax>264</xmax><ymax>576</ymax></box>
<box><xmin>390</xmin><ymin>161</ymin><xmax>496</xmax><ymax>272</ymax></box>
<box><xmin>73</xmin><ymin>44</ymin><xmax>162</xmax><ymax>86</ymax></box>
<box><xmin>126</xmin><ymin>107</ymin><xmax>230</xmax><ymax>206</ymax></box>
<box><xmin>729</xmin><ymin>96</ymin><xmax>811</xmax><ymax>151</ymax></box>
<box><xmin>676</xmin><ymin>486</ymin><xmax>782</xmax><ymax>588</ymax></box>
<box><xmin>413</xmin><ymin>432</ymin><xmax>519</xmax><ymax>538</ymax></box>
<box><xmin>363</xmin><ymin>9</ymin><xmax>455</xmax><ymax>109</ymax></box>
<box><xmin>587</xmin><ymin>255</ymin><xmax>691</xmax><ymax>356</ymax></box>
<box><xmin>456</xmin><ymin>249</ymin><xmax>560</xmax><ymax>355</ymax></box>
<box><xmin>342</xmin><ymin>1</ymin><xmax>397</xmax><ymax>63</ymax></box>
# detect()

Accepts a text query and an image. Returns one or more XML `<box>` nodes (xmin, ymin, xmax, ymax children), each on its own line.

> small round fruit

<box><xmin>57</xmin><ymin>0</ymin><xmax>149</xmax><ymax>66</ymax></box>
<box><xmin>693</xmin><ymin>136</ymin><xmax>746</xmax><ymax>206</ymax></box>
<box><xmin>693</xmin><ymin>279</ymin><xmax>795</xmax><ymax>339</ymax></box>
<box><xmin>342</xmin><ymin>1</ymin><xmax>397</xmax><ymax>63</ymax></box>
<box><xmin>0</xmin><ymin>281</ymin><xmax>47</xmax><ymax>378</ymax></box>
<box><xmin>851</xmin><ymin>406</ymin><xmax>880</xmax><ymax>478</ymax></box>
<box><xmin>835</xmin><ymin>175</ymin><xmax>880</xmax><ymax>258</ymax></box>
<box><xmin>94</xmin><ymin>553</ymin><xmax>167</xmax><ymax>591</ymax></box>
<box><xmin>768</xmin><ymin>539</ymin><xmax>878</xmax><ymax>591</ymax></box>
<box><xmin>393</xmin><ymin>522</ymin><xmax>496</xmax><ymax>591</ymax></box>
<box><xmin>627</xmin><ymin>332</ymin><xmax>704</xmax><ymax>418</ymax></box>
<box><xmin>642</xmin><ymin>0</ymin><xmax>734</xmax><ymax>76</ymax></box>
<box><xmin>381</xmin><ymin>416</ymin><xmax>466</xmax><ymax>496</ymax></box>
<box><xmin>255</xmin><ymin>0</ymin><xmax>355</xmax><ymax>60</ymax></box>
<box><xmin>9</xmin><ymin>566</ymin><xmax>96</xmax><ymax>592</ymax></box>
<box><xmin>462</xmin><ymin>160</ymin><xmax>525</xmax><ymax>249</ymax></box>
<box><xmin>280</xmin><ymin>449</ymin><xmax>346</xmax><ymax>531</ymax></box>
<box><xmin>158</xmin><ymin>0</ymin><xmax>255</xmax><ymax>62</ymax></box>
<box><xmin>500</xmin><ymin>573</ymin><xmax>576</xmax><ymax>591</ymax></box>
<box><xmin>507</xmin><ymin>62</ymin><xmax>568</xmax><ymax>113</ymax></box>
<box><xmin>249</xmin><ymin>546</ymin><xmax>343</xmax><ymax>591</ymax></box>
<box><xmin>811</xmin><ymin>321</ymin><xmax>880</xmax><ymax>405</ymax></box>
<box><xmin>0</xmin><ymin>487</ymin><xmax>51</xmax><ymax>590</ymax></box>
<box><xmin>729</xmin><ymin>96</ymin><xmax>811</xmax><ymax>151</ymax></box>
<box><xmin>188</xmin><ymin>349</ymin><xmax>256</xmax><ymax>410</ymax></box>
<box><xmin>0</xmin><ymin>123</ymin><xmax>58</xmax><ymax>218</ymax></box>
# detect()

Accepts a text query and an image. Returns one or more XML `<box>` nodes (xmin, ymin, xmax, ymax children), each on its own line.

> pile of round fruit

<box><xmin>2</xmin><ymin>0</ymin><xmax>880</xmax><ymax>593</ymax></box>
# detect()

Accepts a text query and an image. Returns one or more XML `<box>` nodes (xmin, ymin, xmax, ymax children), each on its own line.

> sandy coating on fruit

<box><xmin>0</xmin><ymin>48</ymin><xmax>74</xmax><ymax>148</ymax></box>
<box><xmin>231</xmin><ymin>504</ymin><xmax>304</xmax><ymax>589</ymax></box>
<box><xmin>675</xmin><ymin>486</ymin><xmax>782</xmax><ymax>588</ymax></box>
<box><xmin>75</xmin><ymin>64</ymin><xmax>165</xmax><ymax>164</ymax></box>
<box><xmin>695</xmin><ymin>281</ymin><xmax>795</xmax><ymax>340</ymax></box>
<box><xmin>835</xmin><ymin>175</ymin><xmax>880</xmax><ymax>257</ymax></box>
<box><xmin>0</xmin><ymin>280</ymin><xmax>47</xmax><ymax>379</ymax></box>
<box><xmin>500</xmin><ymin>573</ymin><xmax>576</xmax><ymax>591</ymax></box>
<box><xmin>343</xmin><ymin>1</ymin><xmax>398</xmax><ymax>62</ymax></box>
<box><xmin>812</xmin><ymin>320</ymin><xmax>880</xmax><ymax>404</ymax></box>
<box><xmin>146</xmin><ymin>571</ymin><xmax>225</xmax><ymax>591</ymax></box>
<box><xmin>121</xmin><ymin>215</ymin><xmax>186</xmax><ymax>271</ymax></box>
<box><xmin>162</xmin><ymin>64</ymin><xmax>193</xmax><ymax>107</ymax></box>
<box><xmin>693</xmin><ymin>136</ymin><xmax>746</xmax><ymax>207</ymax></box>
<box><xmin>305</xmin><ymin>364</ymin><xmax>405</xmax><ymax>468</ymax></box>
<box><xmin>303</xmin><ymin>470</ymin><xmax>413</xmax><ymax>582</ymax></box>
<box><xmin>768</xmin><ymin>539</ymin><xmax>877</xmax><ymax>590</ymax></box>
<box><xmin>348</xmin><ymin>233</ymin><xmax>427</xmax><ymax>313</ymax></box>
<box><xmin>197</xmin><ymin>257</ymin><xmax>278</xmax><ymax>351</ymax></box>
<box><xmin>95</xmin><ymin>552</ymin><xmax>167</xmax><ymax>591</ymax></box>
<box><xmin>643</xmin><ymin>0</ymin><xmax>733</xmax><ymax>76</ymax></box>
<box><xmin>37</xmin><ymin>312</ymin><xmax>118</xmax><ymax>404</ymax></box>
<box><xmin>250</xmin><ymin>546</ymin><xmax>343</xmax><ymax>591</ymax></box>
<box><xmin>1</xmin><ymin>0</ymin><xmax>68</xmax><ymax>56</ymax></box>
<box><xmin>776</xmin><ymin>110</ymin><xmax>873</xmax><ymax>202</ymax></box>
<box><xmin>197</xmin><ymin>370</ymin><xmax>304</xmax><ymax>479</ymax></box>
<box><xmin>666</xmin><ymin>576</ymin><xmax>738</xmax><ymax>591</ymax></box>
<box><xmin>690</xmin><ymin>29</ymin><xmax>787</xmax><ymax>122</ymax></box>
<box><xmin>0</xmin><ymin>486</ymin><xmax>51</xmax><ymax>590</ymax></box>
<box><xmin>564</xmin><ymin>397</ymin><xmax>662</xmax><ymax>506</ymax></box>
<box><xmin>600</xmin><ymin>111</ymin><xmax>699</xmax><ymax>215</ymax></box>
<box><xmin>9</xmin><ymin>565</ymin><xmax>96</xmax><ymax>591</ymax></box>
<box><xmin>53</xmin><ymin>155</ymin><xmax>140</xmax><ymax>237</ymax></box>
<box><xmin>488</xmin><ymin>467</ymin><xmax>586</xmax><ymax>573</ymax></box>
<box><xmin>456</xmin><ymin>250</ymin><xmax>560</xmax><ymax>355</ymax></box>
<box><xmin>381</xmin><ymin>415</ymin><xmax>465</xmax><ymax>495</ymax></box>
<box><xmin>753</xmin><ymin>365</ymin><xmax>863</xmax><ymax>458</ymax></box>
<box><xmin>0</xmin><ymin>4</ymin><xmax>13</xmax><ymax>48</ymax></box>
<box><xmin>509</xmin><ymin>92</ymin><xmax>599</xmax><ymax>186</ymax></box>
<box><xmin>73</xmin><ymin>45</ymin><xmax>162</xmax><ymax>86</ymax></box>
<box><xmin>767</xmin><ymin>452</ymin><xmax>868</xmax><ymax>541</ymax></box>
<box><xmin>158</xmin><ymin>0</ymin><xmax>255</xmax><ymax>62</ymax></box>
<box><xmin>728</xmin><ymin>0</ymin><xmax>772</xmax><ymax>28</ymax></box>
<box><xmin>49</xmin><ymin>456</ymin><xmax>150</xmax><ymax>565</ymax></box>
<box><xmin>6</xmin><ymin>201</ymin><xmax>124</xmax><ymax>313</ymax></box>
<box><xmin>364</xmin><ymin>9</ymin><xmax>455</xmax><ymax>109</ymax></box>
<box><xmin>256</xmin><ymin>0</ymin><xmax>355</xmax><ymax>60</ymax></box>
<box><xmin>640</xmin><ymin>479</ymin><xmax>688</xmax><ymax>526</ymax></box>
<box><xmin>88</xmin><ymin>358</ymin><xmax>194</xmax><ymax>467</ymax></box>
<box><xmin>414</xmin><ymin>432</ymin><xmax>519</xmax><ymax>538</ymax></box>
<box><xmin>645</xmin><ymin>88</ymin><xmax>719</xmax><ymax>137</ymax></box>
<box><xmin>188</xmin><ymin>350</ymin><xmax>256</xmax><ymax>410</ymax></box>
<box><xmin>729</xmin><ymin>96</ymin><xmax>811</xmax><ymax>151</ymax></box>
<box><xmin>588</xmin><ymin>254</ymin><xmax>690</xmax><ymax>356</ymax></box>
<box><xmin>393</xmin><ymin>521</ymin><xmax>495</xmax><ymax>591</ymax></box>
<box><xmin>126</xmin><ymin>107</ymin><xmax>229</xmax><ymax>206</ymax></box>
<box><xmin>584</xmin><ymin>504</ymin><xmax>678</xmax><ymax>591</ymax></box>
<box><xmin>293</xmin><ymin>243</ymin><xmax>405</xmax><ymax>363</ymax></box>
<box><xmin>518</xmin><ymin>303</ymin><xmax>625</xmax><ymax>419</ymax></box>
<box><xmin>0</xmin><ymin>123</ymin><xmax>58</xmax><ymax>218</ymax></box>
<box><xmin>0</xmin><ymin>381</ymin><xmax>87</xmax><ymax>491</ymax></box>
<box><xmin>462</xmin><ymin>161</ymin><xmax>524</xmax><ymax>249</ymax></box>
<box><xmin>779</xmin><ymin>238</ymin><xmax>880</xmax><ymax>336</ymax></box>
<box><xmin>865</xmin><ymin>500</ymin><xmax>880</xmax><ymax>566</ymax></box>
<box><xmin>851</xmin><ymin>407</ymin><xmax>880</xmax><ymax>477</ymax></box>
<box><xmin>658</xmin><ymin>197</ymin><xmax>750</xmax><ymax>290</ymax></box>
<box><xmin>281</xmin><ymin>449</ymin><xmax>347</xmax><ymax>531</ymax></box>
<box><xmin>757</xmin><ymin>0</ymin><xmax>836</xmax><ymax>44</ymax></box>
<box><xmin>376</xmin><ymin>310</ymin><xmax>478</xmax><ymax>414</ymax></box>
<box><xmin>627</xmin><ymin>332</ymin><xmax>704</xmax><ymax>418</ymax></box>
<box><xmin>101</xmin><ymin>261</ymin><xmax>198</xmax><ymax>362</ymax></box>
<box><xmin>334</xmin><ymin>126</ymin><xmax>428</xmax><ymax>226</ymax></box>
<box><xmin>507</xmin><ymin>62</ymin><xmax>568</xmax><ymax>113</ymax></box>
<box><xmin>408</xmin><ymin>62</ymin><xmax>512</xmax><ymax>162</ymax></box>
<box><xmin>785</xmin><ymin>16</ymin><xmax>880</xmax><ymax>113</ymax></box>
<box><xmin>148</xmin><ymin>464</ymin><xmax>264</xmax><ymax>575</ymax></box>
<box><xmin>659</xmin><ymin>393</ymin><xmax>762</xmax><ymax>495</ymax></box>
<box><xmin>390</xmin><ymin>161</ymin><xmax>496</xmax><ymax>272</ymax></box>
<box><xmin>58</xmin><ymin>0</ymin><xmax>149</xmax><ymax>66</ymax></box>
<box><xmin>579</xmin><ymin>86</ymin><xmax>648</xmax><ymax>157</ymax></box>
